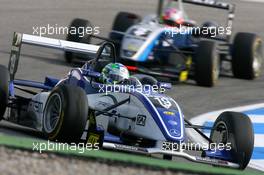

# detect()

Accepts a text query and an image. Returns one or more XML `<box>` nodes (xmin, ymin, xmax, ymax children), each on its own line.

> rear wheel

<box><xmin>194</xmin><ymin>40</ymin><xmax>219</xmax><ymax>87</ymax></box>
<box><xmin>65</xmin><ymin>18</ymin><xmax>92</xmax><ymax>63</ymax></box>
<box><xmin>0</xmin><ymin>65</ymin><xmax>9</xmax><ymax>120</ymax></box>
<box><xmin>210</xmin><ymin>111</ymin><xmax>254</xmax><ymax>169</ymax></box>
<box><xmin>232</xmin><ymin>32</ymin><xmax>263</xmax><ymax>79</ymax></box>
<box><xmin>109</xmin><ymin>12</ymin><xmax>141</xmax><ymax>57</ymax></box>
<box><xmin>43</xmin><ymin>84</ymin><xmax>88</xmax><ymax>142</ymax></box>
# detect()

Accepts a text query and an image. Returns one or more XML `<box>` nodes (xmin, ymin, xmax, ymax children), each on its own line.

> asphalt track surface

<box><xmin>0</xmin><ymin>0</ymin><xmax>263</xmax><ymax>172</ymax></box>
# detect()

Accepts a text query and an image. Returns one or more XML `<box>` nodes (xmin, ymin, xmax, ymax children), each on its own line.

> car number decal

<box><xmin>154</xmin><ymin>97</ymin><xmax>172</xmax><ymax>109</ymax></box>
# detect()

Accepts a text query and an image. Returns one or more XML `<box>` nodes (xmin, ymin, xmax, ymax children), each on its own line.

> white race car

<box><xmin>0</xmin><ymin>32</ymin><xmax>254</xmax><ymax>170</ymax></box>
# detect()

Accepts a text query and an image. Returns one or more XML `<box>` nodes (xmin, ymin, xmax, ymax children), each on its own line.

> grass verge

<box><xmin>0</xmin><ymin>133</ymin><xmax>261</xmax><ymax>175</ymax></box>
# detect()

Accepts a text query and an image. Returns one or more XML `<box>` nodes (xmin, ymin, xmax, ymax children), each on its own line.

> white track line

<box><xmin>253</xmin><ymin>134</ymin><xmax>264</xmax><ymax>147</ymax></box>
<box><xmin>241</xmin><ymin>0</ymin><xmax>264</xmax><ymax>3</ymax></box>
<box><xmin>249</xmin><ymin>160</ymin><xmax>264</xmax><ymax>172</ymax></box>
<box><xmin>248</xmin><ymin>115</ymin><xmax>264</xmax><ymax>123</ymax></box>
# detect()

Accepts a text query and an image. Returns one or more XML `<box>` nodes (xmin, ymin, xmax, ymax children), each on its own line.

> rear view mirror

<box><xmin>82</xmin><ymin>70</ymin><xmax>101</xmax><ymax>79</ymax></box>
<box><xmin>158</xmin><ymin>82</ymin><xmax>172</xmax><ymax>90</ymax></box>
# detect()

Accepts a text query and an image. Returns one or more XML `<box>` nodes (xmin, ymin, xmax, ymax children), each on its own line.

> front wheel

<box><xmin>210</xmin><ymin>111</ymin><xmax>254</xmax><ymax>169</ymax></box>
<box><xmin>43</xmin><ymin>84</ymin><xmax>88</xmax><ymax>142</ymax></box>
<box><xmin>194</xmin><ymin>40</ymin><xmax>220</xmax><ymax>87</ymax></box>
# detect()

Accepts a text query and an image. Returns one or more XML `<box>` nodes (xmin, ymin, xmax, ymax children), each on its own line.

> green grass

<box><xmin>0</xmin><ymin>133</ymin><xmax>262</xmax><ymax>175</ymax></box>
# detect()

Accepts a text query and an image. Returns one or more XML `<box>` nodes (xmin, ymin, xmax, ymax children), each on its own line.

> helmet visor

<box><xmin>109</xmin><ymin>73</ymin><xmax>127</xmax><ymax>83</ymax></box>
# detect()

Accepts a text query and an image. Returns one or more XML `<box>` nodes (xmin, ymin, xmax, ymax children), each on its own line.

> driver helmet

<box><xmin>100</xmin><ymin>63</ymin><xmax>130</xmax><ymax>84</ymax></box>
<box><xmin>162</xmin><ymin>7</ymin><xmax>184</xmax><ymax>26</ymax></box>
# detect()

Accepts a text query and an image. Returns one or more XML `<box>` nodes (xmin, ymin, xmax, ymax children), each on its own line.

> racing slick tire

<box><xmin>65</xmin><ymin>18</ymin><xmax>92</xmax><ymax>63</ymax></box>
<box><xmin>232</xmin><ymin>33</ymin><xmax>263</xmax><ymax>79</ymax></box>
<box><xmin>0</xmin><ymin>65</ymin><xmax>9</xmax><ymax>120</ymax></box>
<box><xmin>194</xmin><ymin>40</ymin><xmax>219</xmax><ymax>87</ymax></box>
<box><xmin>43</xmin><ymin>84</ymin><xmax>88</xmax><ymax>142</ymax></box>
<box><xmin>210</xmin><ymin>111</ymin><xmax>254</xmax><ymax>169</ymax></box>
<box><xmin>109</xmin><ymin>12</ymin><xmax>141</xmax><ymax>57</ymax></box>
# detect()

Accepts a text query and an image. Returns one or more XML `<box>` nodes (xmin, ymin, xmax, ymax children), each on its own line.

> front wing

<box><xmin>103</xmin><ymin>142</ymin><xmax>240</xmax><ymax>168</ymax></box>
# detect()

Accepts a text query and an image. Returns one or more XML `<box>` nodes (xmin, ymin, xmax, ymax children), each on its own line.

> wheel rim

<box><xmin>212</xmin><ymin>55</ymin><xmax>220</xmax><ymax>84</ymax></box>
<box><xmin>253</xmin><ymin>40</ymin><xmax>263</xmax><ymax>77</ymax></box>
<box><xmin>44</xmin><ymin>93</ymin><xmax>62</xmax><ymax>133</ymax></box>
<box><xmin>211</xmin><ymin>121</ymin><xmax>229</xmax><ymax>144</ymax></box>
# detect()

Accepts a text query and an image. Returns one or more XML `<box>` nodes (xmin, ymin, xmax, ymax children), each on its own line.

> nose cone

<box><xmin>157</xmin><ymin>107</ymin><xmax>184</xmax><ymax>141</ymax></box>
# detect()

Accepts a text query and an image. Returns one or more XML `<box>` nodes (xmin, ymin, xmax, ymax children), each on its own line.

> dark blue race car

<box><xmin>65</xmin><ymin>0</ymin><xmax>263</xmax><ymax>87</ymax></box>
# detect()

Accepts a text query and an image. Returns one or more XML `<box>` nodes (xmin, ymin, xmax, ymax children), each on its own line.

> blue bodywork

<box><xmin>204</xmin><ymin>149</ymin><xmax>233</xmax><ymax>161</ymax></box>
<box><xmin>122</xmin><ymin>26</ymin><xmax>194</xmax><ymax>62</ymax></box>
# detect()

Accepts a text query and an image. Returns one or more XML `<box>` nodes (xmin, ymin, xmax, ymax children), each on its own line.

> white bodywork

<box><xmin>22</xmin><ymin>90</ymin><xmax>168</xmax><ymax>141</ymax></box>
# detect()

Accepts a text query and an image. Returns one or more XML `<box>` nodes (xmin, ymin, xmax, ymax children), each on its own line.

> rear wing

<box><xmin>8</xmin><ymin>32</ymin><xmax>104</xmax><ymax>80</ymax></box>
<box><xmin>182</xmin><ymin>0</ymin><xmax>234</xmax><ymax>11</ymax></box>
<box><xmin>157</xmin><ymin>0</ymin><xmax>235</xmax><ymax>13</ymax></box>
<box><xmin>157</xmin><ymin>0</ymin><xmax>235</xmax><ymax>41</ymax></box>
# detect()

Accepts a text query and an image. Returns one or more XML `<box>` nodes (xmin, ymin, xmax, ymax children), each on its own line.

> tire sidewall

<box><xmin>210</xmin><ymin>111</ymin><xmax>254</xmax><ymax>169</ymax></box>
<box><xmin>43</xmin><ymin>84</ymin><xmax>88</xmax><ymax>142</ymax></box>
<box><xmin>0</xmin><ymin>65</ymin><xmax>9</xmax><ymax>120</ymax></box>
<box><xmin>232</xmin><ymin>33</ymin><xmax>263</xmax><ymax>79</ymax></box>
<box><xmin>43</xmin><ymin>86</ymin><xmax>65</xmax><ymax>139</ymax></box>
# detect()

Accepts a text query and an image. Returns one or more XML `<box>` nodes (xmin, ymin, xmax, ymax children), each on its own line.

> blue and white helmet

<box><xmin>100</xmin><ymin>63</ymin><xmax>130</xmax><ymax>84</ymax></box>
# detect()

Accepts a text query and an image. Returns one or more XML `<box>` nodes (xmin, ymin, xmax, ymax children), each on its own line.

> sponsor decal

<box><xmin>87</xmin><ymin>133</ymin><xmax>100</xmax><ymax>145</ymax></box>
<box><xmin>163</xmin><ymin>111</ymin><xmax>175</xmax><ymax>116</ymax></box>
<box><xmin>179</xmin><ymin>71</ymin><xmax>188</xmax><ymax>82</ymax></box>
<box><xmin>169</xmin><ymin>129</ymin><xmax>180</xmax><ymax>136</ymax></box>
<box><xmin>136</xmin><ymin>115</ymin><xmax>146</xmax><ymax>126</ymax></box>
<box><xmin>127</xmin><ymin>43</ymin><xmax>138</xmax><ymax>52</ymax></box>
<box><xmin>131</xmin><ymin>28</ymin><xmax>150</xmax><ymax>37</ymax></box>
<box><xmin>115</xmin><ymin>144</ymin><xmax>139</xmax><ymax>151</ymax></box>
<box><xmin>114</xmin><ymin>143</ymin><xmax>147</xmax><ymax>152</ymax></box>
<box><xmin>195</xmin><ymin>156</ymin><xmax>228</xmax><ymax>165</ymax></box>
<box><xmin>168</xmin><ymin>120</ymin><xmax>178</xmax><ymax>126</ymax></box>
